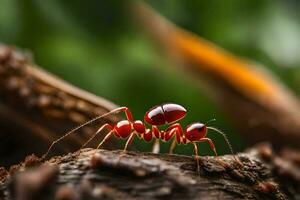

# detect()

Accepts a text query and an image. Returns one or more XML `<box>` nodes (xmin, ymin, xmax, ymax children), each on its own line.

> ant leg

<box><xmin>96</xmin><ymin>130</ymin><xmax>114</xmax><ymax>149</ymax></box>
<box><xmin>199</xmin><ymin>138</ymin><xmax>217</xmax><ymax>156</ymax></box>
<box><xmin>165</xmin><ymin>126</ymin><xmax>182</xmax><ymax>154</ymax></box>
<box><xmin>123</xmin><ymin>132</ymin><xmax>135</xmax><ymax>153</ymax></box>
<box><xmin>206</xmin><ymin>127</ymin><xmax>233</xmax><ymax>155</ymax></box>
<box><xmin>199</xmin><ymin>138</ymin><xmax>236</xmax><ymax>169</ymax></box>
<box><xmin>193</xmin><ymin>142</ymin><xmax>201</xmax><ymax>175</ymax></box>
<box><xmin>169</xmin><ymin>138</ymin><xmax>177</xmax><ymax>154</ymax></box>
<box><xmin>80</xmin><ymin>124</ymin><xmax>114</xmax><ymax>149</ymax></box>
<box><xmin>41</xmin><ymin>106</ymin><xmax>130</xmax><ymax>160</ymax></box>
<box><xmin>165</xmin><ymin>123</ymin><xmax>183</xmax><ymax>144</ymax></box>
<box><xmin>117</xmin><ymin>132</ymin><xmax>135</xmax><ymax>163</ymax></box>
<box><xmin>152</xmin><ymin>139</ymin><xmax>160</xmax><ymax>154</ymax></box>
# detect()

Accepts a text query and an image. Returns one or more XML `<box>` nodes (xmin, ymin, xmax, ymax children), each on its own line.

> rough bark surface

<box><xmin>0</xmin><ymin>144</ymin><xmax>299</xmax><ymax>200</ymax></box>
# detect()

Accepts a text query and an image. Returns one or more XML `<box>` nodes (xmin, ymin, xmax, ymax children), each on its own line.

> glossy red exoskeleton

<box><xmin>43</xmin><ymin>103</ymin><xmax>235</xmax><ymax>173</ymax></box>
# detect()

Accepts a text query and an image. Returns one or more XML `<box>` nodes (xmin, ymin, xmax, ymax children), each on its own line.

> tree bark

<box><xmin>1</xmin><ymin>143</ymin><xmax>299</xmax><ymax>200</ymax></box>
<box><xmin>0</xmin><ymin>45</ymin><xmax>119</xmax><ymax>167</ymax></box>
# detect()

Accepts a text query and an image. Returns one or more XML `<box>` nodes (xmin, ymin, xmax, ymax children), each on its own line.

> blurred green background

<box><xmin>0</xmin><ymin>0</ymin><xmax>299</xmax><ymax>155</ymax></box>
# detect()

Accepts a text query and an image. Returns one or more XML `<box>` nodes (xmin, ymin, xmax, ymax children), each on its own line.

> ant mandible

<box><xmin>42</xmin><ymin>103</ymin><xmax>235</xmax><ymax>173</ymax></box>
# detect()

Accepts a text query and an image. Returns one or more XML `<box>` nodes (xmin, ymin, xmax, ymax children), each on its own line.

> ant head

<box><xmin>185</xmin><ymin>122</ymin><xmax>207</xmax><ymax>141</ymax></box>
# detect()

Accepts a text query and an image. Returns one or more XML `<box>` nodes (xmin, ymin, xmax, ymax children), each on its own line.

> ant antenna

<box><xmin>207</xmin><ymin>126</ymin><xmax>234</xmax><ymax>155</ymax></box>
<box><xmin>205</xmin><ymin>118</ymin><xmax>216</xmax><ymax>125</ymax></box>
<box><xmin>207</xmin><ymin>127</ymin><xmax>243</xmax><ymax>167</ymax></box>
<box><xmin>41</xmin><ymin>107</ymin><xmax>126</xmax><ymax>160</ymax></box>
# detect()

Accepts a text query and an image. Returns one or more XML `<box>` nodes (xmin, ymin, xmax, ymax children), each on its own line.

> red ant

<box><xmin>42</xmin><ymin>103</ymin><xmax>235</xmax><ymax>173</ymax></box>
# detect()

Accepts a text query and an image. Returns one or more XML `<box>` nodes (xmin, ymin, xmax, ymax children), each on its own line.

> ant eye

<box><xmin>197</xmin><ymin>125</ymin><xmax>205</xmax><ymax>132</ymax></box>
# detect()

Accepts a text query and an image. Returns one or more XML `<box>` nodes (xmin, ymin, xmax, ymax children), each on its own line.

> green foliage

<box><xmin>0</xmin><ymin>0</ymin><xmax>299</xmax><ymax>155</ymax></box>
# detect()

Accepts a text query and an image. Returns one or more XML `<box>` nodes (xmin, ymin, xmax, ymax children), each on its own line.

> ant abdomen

<box><xmin>144</xmin><ymin>103</ymin><xmax>187</xmax><ymax>126</ymax></box>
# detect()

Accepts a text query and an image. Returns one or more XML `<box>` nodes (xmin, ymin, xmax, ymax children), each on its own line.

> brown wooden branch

<box><xmin>0</xmin><ymin>45</ymin><xmax>120</xmax><ymax>167</ymax></box>
<box><xmin>131</xmin><ymin>2</ymin><xmax>300</xmax><ymax>150</ymax></box>
<box><xmin>0</xmin><ymin>143</ymin><xmax>299</xmax><ymax>200</ymax></box>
